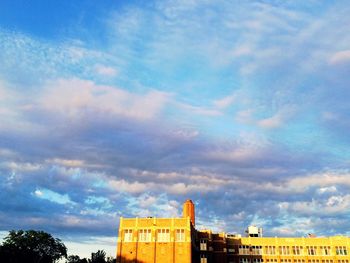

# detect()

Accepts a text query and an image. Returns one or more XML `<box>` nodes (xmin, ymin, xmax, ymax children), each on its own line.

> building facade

<box><xmin>116</xmin><ymin>200</ymin><xmax>350</xmax><ymax>263</ymax></box>
<box><xmin>116</xmin><ymin>200</ymin><xmax>196</xmax><ymax>263</ymax></box>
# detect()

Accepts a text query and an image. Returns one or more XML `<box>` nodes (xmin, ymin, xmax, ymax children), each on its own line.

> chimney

<box><xmin>183</xmin><ymin>199</ymin><xmax>195</xmax><ymax>226</ymax></box>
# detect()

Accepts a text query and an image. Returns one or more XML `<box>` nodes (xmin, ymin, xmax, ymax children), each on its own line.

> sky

<box><xmin>1</xmin><ymin>0</ymin><xmax>350</xmax><ymax>259</ymax></box>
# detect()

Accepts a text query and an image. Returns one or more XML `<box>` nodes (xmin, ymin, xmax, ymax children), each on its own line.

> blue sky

<box><xmin>1</xmin><ymin>0</ymin><xmax>350</xmax><ymax>258</ymax></box>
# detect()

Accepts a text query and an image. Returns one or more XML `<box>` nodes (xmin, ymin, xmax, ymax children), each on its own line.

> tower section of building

<box><xmin>183</xmin><ymin>199</ymin><xmax>195</xmax><ymax>227</ymax></box>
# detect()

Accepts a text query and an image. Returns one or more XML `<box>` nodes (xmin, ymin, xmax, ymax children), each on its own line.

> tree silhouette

<box><xmin>106</xmin><ymin>256</ymin><xmax>116</xmax><ymax>263</ymax></box>
<box><xmin>66</xmin><ymin>255</ymin><xmax>90</xmax><ymax>263</ymax></box>
<box><xmin>0</xmin><ymin>230</ymin><xmax>67</xmax><ymax>263</ymax></box>
<box><xmin>67</xmin><ymin>255</ymin><xmax>82</xmax><ymax>263</ymax></box>
<box><xmin>89</xmin><ymin>250</ymin><xmax>106</xmax><ymax>263</ymax></box>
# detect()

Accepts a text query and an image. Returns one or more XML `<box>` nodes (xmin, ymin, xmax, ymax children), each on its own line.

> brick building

<box><xmin>116</xmin><ymin>200</ymin><xmax>350</xmax><ymax>263</ymax></box>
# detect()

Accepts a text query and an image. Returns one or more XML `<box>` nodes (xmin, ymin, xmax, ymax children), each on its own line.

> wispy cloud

<box><xmin>94</xmin><ymin>64</ymin><xmax>118</xmax><ymax>77</ymax></box>
<box><xmin>39</xmin><ymin>78</ymin><xmax>170</xmax><ymax>120</ymax></box>
<box><xmin>329</xmin><ymin>50</ymin><xmax>350</xmax><ymax>65</ymax></box>
<box><xmin>257</xmin><ymin>106</ymin><xmax>297</xmax><ymax>129</ymax></box>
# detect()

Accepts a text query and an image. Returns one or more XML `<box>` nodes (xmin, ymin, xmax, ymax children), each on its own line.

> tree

<box><xmin>106</xmin><ymin>256</ymin><xmax>115</xmax><ymax>263</ymax></box>
<box><xmin>67</xmin><ymin>255</ymin><xmax>81</xmax><ymax>263</ymax></box>
<box><xmin>67</xmin><ymin>255</ymin><xmax>88</xmax><ymax>263</ymax></box>
<box><xmin>89</xmin><ymin>250</ymin><xmax>106</xmax><ymax>263</ymax></box>
<box><xmin>0</xmin><ymin>230</ymin><xmax>67</xmax><ymax>263</ymax></box>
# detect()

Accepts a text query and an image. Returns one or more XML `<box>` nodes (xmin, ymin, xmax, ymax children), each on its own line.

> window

<box><xmin>252</xmin><ymin>246</ymin><xmax>263</xmax><ymax>255</ymax></box>
<box><xmin>280</xmin><ymin>260</ymin><xmax>291</xmax><ymax>263</ymax></box>
<box><xmin>279</xmin><ymin>246</ymin><xmax>290</xmax><ymax>255</ymax></box>
<box><xmin>176</xmin><ymin>229</ymin><xmax>185</xmax><ymax>242</ymax></box>
<box><xmin>200</xmin><ymin>254</ymin><xmax>207</xmax><ymax>263</ymax></box>
<box><xmin>293</xmin><ymin>246</ymin><xmax>303</xmax><ymax>255</ymax></box>
<box><xmin>307</xmin><ymin>246</ymin><xmax>317</xmax><ymax>256</ymax></box>
<box><xmin>338</xmin><ymin>260</ymin><xmax>349</xmax><ymax>263</ymax></box>
<box><xmin>320</xmin><ymin>246</ymin><xmax>331</xmax><ymax>256</ymax></box>
<box><xmin>138</xmin><ymin>229</ymin><xmax>151</xmax><ymax>242</ymax></box>
<box><xmin>157</xmin><ymin>229</ymin><xmax>170</xmax><ymax>242</ymax></box>
<box><xmin>336</xmin><ymin>246</ymin><xmax>348</xmax><ymax>255</ymax></box>
<box><xmin>123</xmin><ymin>229</ymin><xmax>133</xmax><ymax>242</ymax></box>
<box><xmin>322</xmin><ymin>260</ymin><xmax>333</xmax><ymax>263</ymax></box>
<box><xmin>265</xmin><ymin>246</ymin><xmax>276</xmax><ymax>255</ymax></box>
<box><xmin>295</xmin><ymin>260</ymin><xmax>305</xmax><ymax>263</ymax></box>
<box><xmin>240</xmin><ymin>258</ymin><xmax>250</xmax><ymax>263</ymax></box>
<box><xmin>309</xmin><ymin>260</ymin><xmax>320</xmax><ymax>263</ymax></box>
<box><xmin>253</xmin><ymin>259</ymin><xmax>263</xmax><ymax>263</ymax></box>
<box><xmin>200</xmin><ymin>239</ymin><xmax>207</xmax><ymax>251</ymax></box>
<box><xmin>239</xmin><ymin>245</ymin><xmax>250</xmax><ymax>255</ymax></box>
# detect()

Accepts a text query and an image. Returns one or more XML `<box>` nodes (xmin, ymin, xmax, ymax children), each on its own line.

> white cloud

<box><xmin>107</xmin><ymin>176</ymin><xmax>221</xmax><ymax>196</ymax></box>
<box><xmin>271</xmin><ymin>217</ymin><xmax>314</xmax><ymax>236</ymax></box>
<box><xmin>170</xmin><ymin>129</ymin><xmax>199</xmax><ymax>139</ymax></box>
<box><xmin>167</xmin><ymin>182</ymin><xmax>216</xmax><ymax>195</ymax></box>
<box><xmin>95</xmin><ymin>64</ymin><xmax>118</xmax><ymax>77</ymax></box>
<box><xmin>0</xmin><ymin>148</ymin><xmax>16</xmax><ymax>158</ymax></box>
<box><xmin>258</xmin><ymin>106</ymin><xmax>296</xmax><ymax>129</ymax></box>
<box><xmin>329</xmin><ymin>50</ymin><xmax>350</xmax><ymax>65</ymax></box>
<box><xmin>287</xmin><ymin>194</ymin><xmax>350</xmax><ymax>216</ymax></box>
<box><xmin>258</xmin><ymin>113</ymin><xmax>284</xmax><ymax>129</ymax></box>
<box><xmin>40</xmin><ymin>78</ymin><xmax>170</xmax><ymax>121</ymax></box>
<box><xmin>108</xmin><ymin>179</ymin><xmax>154</xmax><ymax>194</ymax></box>
<box><xmin>46</xmin><ymin>158</ymin><xmax>85</xmax><ymax>168</ymax></box>
<box><xmin>286</xmin><ymin>172</ymin><xmax>350</xmax><ymax>192</ymax></box>
<box><xmin>213</xmin><ymin>94</ymin><xmax>236</xmax><ymax>109</ymax></box>
<box><xmin>0</xmin><ymin>81</ymin><xmax>20</xmax><ymax>120</ymax></box>
<box><xmin>33</xmin><ymin>188</ymin><xmax>75</xmax><ymax>205</ymax></box>
<box><xmin>235</xmin><ymin>109</ymin><xmax>255</xmax><ymax>124</ymax></box>
<box><xmin>177</xmin><ymin>102</ymin><xmax>222</xmax><ymax>116</ymax></box>
<box><xmin>248</xmin><ymin>171</ymin><xmax>350</xmax><ymax>197</ymax></box>
<box><xmin>34</xmin><ymin>189</ymin><xmax>43</xmax><ymax>197</ymax></box>
<box><xmin>206</xmin><ymin>144</ymin><xmax>264</xmax><ymax>163</ymax></box>
<box><xmin>317</xmin><ymin>186</ymin><xmax>337</xmax><ymax>194</ymax></box>
<box><xmin>231</xmin><ymin>46</ymin><xmax>253</xmax><ymax>57</ymax></box>
<box><xmin>0</xmin><ymin>82</ymin><xmax>10</xmax><ymax>100</ymax></box>
<box><xmin>4</xmin><ymin>161</ymin><xmax>42</xmax><ymax>172</ymax></box>
<box><xmin>138</xmin><ymin>194</ymin><xmax>157</xmax><ymax>208</ymax></box>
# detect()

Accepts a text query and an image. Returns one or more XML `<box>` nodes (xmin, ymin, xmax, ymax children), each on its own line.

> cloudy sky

<box><xmin>1</xmin><ymin>0</ymin><xmax>350</xmax><ymax>258</ymax></box>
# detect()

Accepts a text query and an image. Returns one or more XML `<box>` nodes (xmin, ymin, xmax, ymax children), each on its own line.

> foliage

<box><xmin>0</xmin><ymin>230</ymin><xmax>67</xmax><ymax>263</ymax></box>
<box><xmin>67</xmin><ymin>250</ymin><xmax>113</xmax><ymax>263</ymax></box>
<box><xmin>0</xmin><ymin>230</ymin><xmax>115</xmax><ymax>263</ymax></box>
<box><xmin>106</xmin><ymin>256</ymin><xmax>115</xmax><ymax>263</ymax></box>
<box><xmin>67</xmin><ymin>255</ymin><xmax>82</xmax><ymax>263</ymax></box>
<box><xmin>89</xmin><ymin>250</ymin><xmax>106</xmax><ymax>263</ymax></box>
<box><xmin>67</xmin><ymin>254</ymin><xmax>92</xmax><ymax>263</ymax></box>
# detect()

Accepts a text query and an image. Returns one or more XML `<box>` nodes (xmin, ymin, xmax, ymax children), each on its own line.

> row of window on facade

<box><xmin>239</xmin><ymin>259</ymin><xmax>349</xmax><ymax>263</ymax></box>
<box><xmin>237</xmin><ymin>246</ymin><xmax>348</xmax><ymax>256</ymax></box>
<box><xmin>123</xmin><ymin>229</ymin><xmax>185</xmax><ymax>242</ymax></box>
